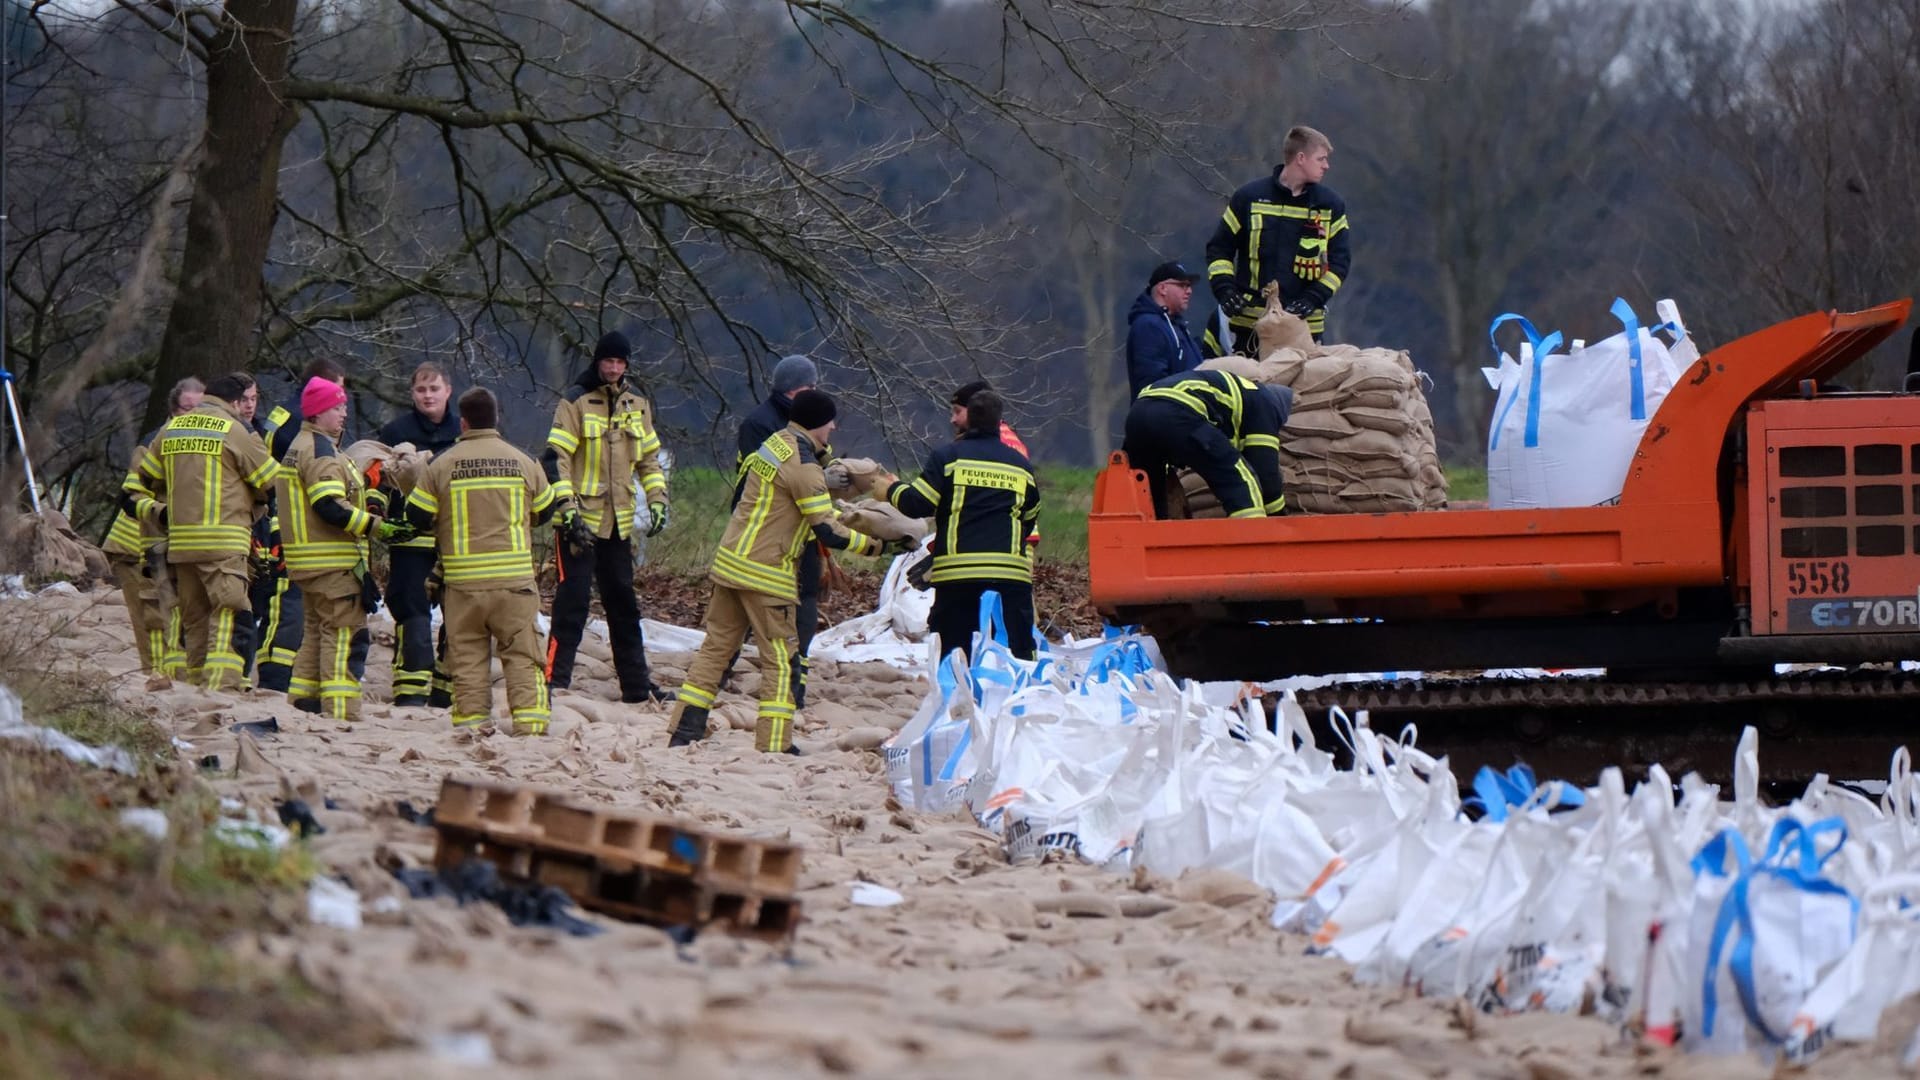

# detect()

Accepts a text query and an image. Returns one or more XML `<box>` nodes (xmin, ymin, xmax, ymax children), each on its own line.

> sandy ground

<box><xmin>10</xmin><ymin>584</ymin><xmax>1916</xmax><ymax>1080</ymax></box>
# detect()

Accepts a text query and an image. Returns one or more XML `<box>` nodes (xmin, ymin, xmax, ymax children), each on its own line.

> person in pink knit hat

<box><xmin>274</xmin><ymin>375</ymin><xmax>415</xmax><ymax>721</ymax></box>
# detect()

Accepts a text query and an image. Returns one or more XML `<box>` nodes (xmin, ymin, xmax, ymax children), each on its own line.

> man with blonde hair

<box><xmin>378</xmin><ymin>360</ymin><xmax>462</xmax><ymax>705</ymax></box>
<box><xmin>1205</xmin><ymin>125</ymin><xmax>1351</xmax><ymax>351</ymax></box>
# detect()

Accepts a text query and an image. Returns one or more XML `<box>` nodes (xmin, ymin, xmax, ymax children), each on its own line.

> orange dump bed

<box><xmin>1089</xmin><ymin>303</ymin><xmax>1912</xmax><ymax>624</ymax></box>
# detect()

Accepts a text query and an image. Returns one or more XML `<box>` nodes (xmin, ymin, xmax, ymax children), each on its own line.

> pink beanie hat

<box><xmin>301</xmin><ymin>376</ymin><xmax>347</xmax><ymax>417</ymax></box>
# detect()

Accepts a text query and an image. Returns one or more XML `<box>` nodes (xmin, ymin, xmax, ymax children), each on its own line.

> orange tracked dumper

<box><xmin>1089</xmin><ymin>301</ymin><xmax>1916</xmax><ymax>782</ymax></box>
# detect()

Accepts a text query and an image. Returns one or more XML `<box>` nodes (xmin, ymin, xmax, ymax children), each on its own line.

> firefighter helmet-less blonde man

<box><xmin>122</xmin><ymin>372</ymin><xmax>280</xmax><ymax>692</ymax></box>
<box><xmin>668</xmin><ymin>390</ymin><xmax>886</xmax><ymax>753</ymax></box>
<box><xmin>405</xmin><ymin>388</ymin><xmax>560</xmax><ymax>735</ymax></box>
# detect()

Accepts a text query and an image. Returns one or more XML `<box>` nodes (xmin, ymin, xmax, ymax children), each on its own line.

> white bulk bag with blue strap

<box><xmin>1485</xmin><ymin>298</ymin><xmax>1690</xmax><ymax>509</ymax></box>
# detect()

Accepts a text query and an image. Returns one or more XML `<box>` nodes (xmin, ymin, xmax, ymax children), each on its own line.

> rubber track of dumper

<box><xmin>1295</xmin><ymin>671</ymin><xmax>1920</xmax><ymax>713</ymax></box>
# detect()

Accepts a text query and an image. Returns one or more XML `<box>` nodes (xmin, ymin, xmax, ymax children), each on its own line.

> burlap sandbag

<box><xmin>3</xmin><ymin>509</ymin><xmax>109</xmax><ymax>585</ymax></box>
<box><xmin>374</xmin><ymin>441</ymin><xmax>435</xmax><ymax>495</ymax></box>
<box><xmin>1257</xmin><ymin>348</ymin><xmax>1310</xmax><ymax>385</ymax></box>
<box><xmin>1340</xmin><ymin>353</ymin><xmax>1414</xmax><ymax>394</ymax></box>
<box><xmin>1292</xmin><ymin>355</ymin><xmax>1352</xmax><ymax>397</ymax></box>
<box><xmin>1175</xmin><ymin>470</ymin><xmax>1226</xmax><ymax>519</ymax></box>
<box><xmin>1284</xmin><ymin>408</ymin><xmax>1356</xmax><ymax>440</ymax></box>
<box><xmin>1343</xmin><ymin>407</ymin><xmax>1413</xmax><ymax>437</ymax></box>
<box><xmin>1253</xmin><ymin>284</ymin><xmax>1315</xmax><ymax>357</ymax></box>
<box><xmin>834</xmin><ymin>457</ymin><xmax>895</xmax><ymax>500</ymax></box>
<box><xmin>836</xmin><ymin>498</ymin><xmax>929</xmax><ymax>544</ymax></box>
<box><xmin>1198</xmin><ymin>355</ymin><xmax>1263</xmax><ymax>381</ymax></box>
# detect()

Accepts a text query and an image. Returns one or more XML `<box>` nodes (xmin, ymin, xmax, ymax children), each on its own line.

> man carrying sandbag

<box><xmin>667</xmin><ymin>390</ymin><xmax>887</xmax><ymax>752</ymax></box>
<box><xmin>1122</xmin><ymin>368</ymin><xmax>1291</xmax><ymax>520</ymax></box>
<box><xmin>1205</xmin><ymin>125</ymin><xmax>1351</xmax><ymax>352</ymax></box>
<box><xmin>730</xmin><ymin>354</ymin><xmax>829</xmax><ymax>707</ymax></box>
<box><xmin>868</xmin><ymin>388</ymin><xmax>1042</xmax><ymax>664</ymax></box>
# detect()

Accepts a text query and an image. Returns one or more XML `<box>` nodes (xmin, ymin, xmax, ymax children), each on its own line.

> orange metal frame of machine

<box><xmin>1089</xmin><ymin>301</ymin><xmax>1913</xmax><ymax>620</ymax></box>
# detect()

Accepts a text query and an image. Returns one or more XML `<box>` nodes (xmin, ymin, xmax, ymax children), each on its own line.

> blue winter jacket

<box><xmin>1125</xmin><ymin>289</ymin><xmax>1206</xmax><ymax>398</ymax></box>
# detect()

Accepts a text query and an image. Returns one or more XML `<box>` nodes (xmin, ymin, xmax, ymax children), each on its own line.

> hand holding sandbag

<box><xmin>823</xmin><ymin>462</ymin><xmax>853</xmax><ymax>491</ymax></box>
<box><xmin>835</xmin><ymin>497</ymin><xmax>928</xmax><ymax>543</ymax></box>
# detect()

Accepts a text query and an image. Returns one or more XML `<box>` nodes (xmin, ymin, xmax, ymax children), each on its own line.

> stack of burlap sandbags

<box><xmin>1179</xmin><ymin>288</ymin><xmax>1447</xmax><ymax>516</ymax></box>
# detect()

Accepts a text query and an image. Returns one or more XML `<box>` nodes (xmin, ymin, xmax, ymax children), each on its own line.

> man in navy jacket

<box><xmin>1124</xmin><ymin>261</ymin><xmax>1206</xmax><ymax>398</ymax></box>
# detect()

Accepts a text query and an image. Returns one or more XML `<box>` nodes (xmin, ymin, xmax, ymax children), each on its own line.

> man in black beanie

<box><xmin>541</xmin><ymin>330</ymin><xmax>673</xmax><ymax>703</ymax></box>
<box><xmin>668</xmin><ymin>389</ymin><xmax>887</xmax><ymax>752</ymax></box>
<box><xmin>730</xmin><ymin>354</ymin><xmax>827</xmax><ymax>706</ymax></box>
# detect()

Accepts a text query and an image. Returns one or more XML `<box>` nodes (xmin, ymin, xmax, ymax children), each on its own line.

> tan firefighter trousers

<box><xmin>444</xmin><ymin>584</ymin><xmax>549</xmax><ymax>732</ymax></box>
<box><xmin>674</xmin><ymin>585</ymin><xmax>798</xmax><ymax>752</ymax></box>
<box><xmin>287</xmin><ymin>570</ymin><xmax>365</xmax><ymax>722</ymax></box>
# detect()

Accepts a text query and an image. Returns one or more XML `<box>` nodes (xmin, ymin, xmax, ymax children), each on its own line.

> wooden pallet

<box><xmin>429</xmin><ymin>776</ymin><xmax>803</xmax><ymax>941</ymax></box>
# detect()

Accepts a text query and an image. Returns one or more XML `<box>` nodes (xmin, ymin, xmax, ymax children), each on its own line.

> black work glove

<box><xmin>560</xmin><ymin>507</ymin><xmax>596</xmax><ymax>559</ymax></box>
<box><xmin>247</xmin><ymin>545</ymin><xmax>275</xmax><ymax>584</ymax></box>
<box><xmin>1283</xmin><ymin>296</ymin><xmax>1316</xmax><ymax>317</ymax></box>
<box><xmin>1210</xmin><ymin>277</ymin><xmax>1247</xmax><ymax>313</ymax></box>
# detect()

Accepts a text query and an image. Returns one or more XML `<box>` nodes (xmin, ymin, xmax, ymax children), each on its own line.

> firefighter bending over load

<box><xmin>542</xmin><ymin>331</ymin><xmax>672</xmax><ymax>704</ymax></box>
<box><xmin>277</xmin><ymin>377</ymin><xmax>413</xmax><ymax>721</ymax></box>
<box><xmin>668</xmin><ymin>390</ymin><xmax>886</xmax><ymax>753</ymax></box>
<box><xmin>104</xmin><ymin>376</ymin><xmax>202</xmax><ymax>681</ymax></box>
<box><xmin>405</xmin><ymin>388</ymin><xmax>560</xmax><ymax>736</ymax></box>
<box><xmin>881</xmin><ymin>388</ymin><xmax>1042</xmax><ymax>664</ymax></box>
<box><xmin>1122</xmin><ymin>369</ymin><xmax>1292</xmax><ymax>520</ymax></box>
<box><xmin>122</xmin><ymin>372</ymin><xmax>280</xmax><ymax>692</ymax></box>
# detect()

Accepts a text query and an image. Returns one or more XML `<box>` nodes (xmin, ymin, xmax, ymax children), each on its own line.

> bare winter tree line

<box><xmin>2</xmin><ymin>0</ymin><xmax>1916</xmax><ymax>537</ymax></box>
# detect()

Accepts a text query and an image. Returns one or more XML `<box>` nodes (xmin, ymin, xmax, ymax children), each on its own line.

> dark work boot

<box><xmin>621</xmin><ymin>682</ymin><xmax>673</xmax><ymax>705</ymax></box>
<box><xmin>667</xmin><ymin>705</ymin><xmax>711</xmax><ymax>748</ymax></box>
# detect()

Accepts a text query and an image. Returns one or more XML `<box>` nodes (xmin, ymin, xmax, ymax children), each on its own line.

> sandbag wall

<box><xmin>1173</xmin><ymin>301</ymin><xmax>1447</xmax><ymax>517</ymax></box>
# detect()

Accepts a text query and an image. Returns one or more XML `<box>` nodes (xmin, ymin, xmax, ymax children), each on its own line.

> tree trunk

<box><xmin>142</xmin><ymin>0</ymin><xmax>298</xmax><ymax>433</ymax></box>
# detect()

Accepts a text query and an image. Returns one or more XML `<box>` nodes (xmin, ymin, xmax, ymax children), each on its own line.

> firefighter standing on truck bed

<box><xmin>122</xmin><ymin>372</ymin><xmax>280</xmax><ymax>692</ymax></box>
<box><xmin>542</xmin><ymin>331</ymin><xmax>673</xmax><ymax>704</ymax></box>
<box><xmin>882</xmin><ymin>388</ymin><xmax>1042</xmax><ymax>664</ymax></box>
<box><xmin>1205</xmin><ymin>125</ymin><xmax>1350</xmax><ymax>353</ymax></box>
<box><xmin>668</xmin><ymin>390</ymin><xmax>887</xmax><ymax>753</ymax></box>
<box><xmin>1122</xmin><ymin>368</ymin><xmax>1292</xmax><ymax>521</ymax></box>
<box><xmin>404</xmin><ymin>388</ymin><xmax>560</xmax><ymax>736</ymax></box>
<box><xmin>276</xmin><ymin>377</ymin><xmax>414</xmax><ymax>722</ymax></box>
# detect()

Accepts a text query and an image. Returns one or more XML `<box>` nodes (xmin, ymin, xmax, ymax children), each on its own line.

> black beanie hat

<box><xmin>593</xmin><ymin>331</ymin><xmax>632</xmax><ymax>362</ymax></box>
<box><xmin>788</xmin><ymin>389</ymin><xmax>837</xmax><ymax>430</ymax></box>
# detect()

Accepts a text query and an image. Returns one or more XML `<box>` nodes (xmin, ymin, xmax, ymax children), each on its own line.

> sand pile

<box><xmin>3</xmin><ymin>583</ymin><xmax>1906</xmax><ymax>1077</ymax></box>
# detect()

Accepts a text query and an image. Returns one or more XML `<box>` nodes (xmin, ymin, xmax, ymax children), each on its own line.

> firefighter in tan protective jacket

<box><xmin>276</xmin><ymin>377</ymin><xmax>415</xmax><ymax>722</ymax></box>
<box><xmin>104</xmin><ymin>377</ymin><xmax>204</xmax><ymax>680</ymax></box>
<box><xmin>405</xmin><ymin>388</ymin><xmax>561</xmax><ymax>735</ymax></box>
<box><xmin>668</xmin><ymin>390</ymin><xmax>887</xmax><ymax>754</ymax></box>
<box><xmin>541</xmin><ymin>330</ymin><xmax>672</xmax><ymax>703</ymax></box>
<box><xmin>121</xmin><ymin>372</ymin><xmax>279</xmax><ymax>692</ymax></box>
